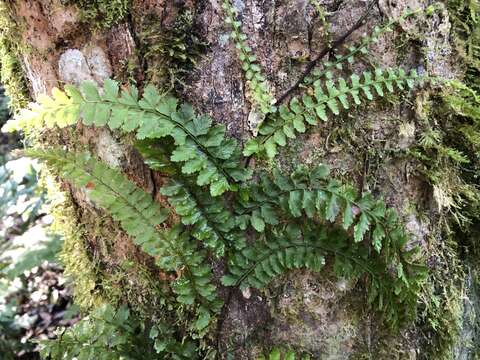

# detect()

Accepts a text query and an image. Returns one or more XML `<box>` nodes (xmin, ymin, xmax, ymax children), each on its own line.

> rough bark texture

<box><xmin>5</xmin><ymin>0</ymin><xmax>479</xmax><ymax>358</ymax></box>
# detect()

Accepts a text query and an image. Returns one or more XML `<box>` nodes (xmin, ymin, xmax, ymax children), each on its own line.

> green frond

<box><xmin>137</xmin><ymin>140</ymin><xmax>247</xmax><ymax>256</ymax></box>
<box><xmin>245</xmin><ymin>68</ymin><xmax>424</xmax><ymax>158</ymax></box>
<box><xmin>25</xmin><ymin>148</ymin><xmax>222</xmax><ymax>332</ymax></box>
<box><xmin>222</xmin><ymin>221</ymin><xmax>425</xmax><ymax>328</ymax></box>
<box><xmin>257</xmin><ymin>347</ymin><xmax>310</xmax><ymax>360</ymax></box>
<box><xmin>4</xmin><ymin>80</ymin><xmax>251</xmax><ymax>196</ymax></box>
<box><xmin>236</xmin><ymin>164</ymin><xmax>408</xmax><ymax>252</ymax></box>
<box><xmin>222</xmin><ymin>0</ymin><xmax>277</xmax><ymax>118</ymax></box>
<box><xmin>224</xmin><ymin>164</ymin><xmax>427</xmax><ymax>327</ymax></box>
<box><xmin>304</xmin><ymin>7</ymin><xmax>426</xmax><ymax>85</ymax></box>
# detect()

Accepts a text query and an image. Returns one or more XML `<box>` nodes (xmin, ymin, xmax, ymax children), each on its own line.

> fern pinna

<box><xmin>5</xmin><ymin>5</ymin><xmax>433</xmax><ymax>356</ymax></box>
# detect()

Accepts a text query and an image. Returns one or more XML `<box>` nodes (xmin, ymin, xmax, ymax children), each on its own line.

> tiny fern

<box><xmin>258</xmin><ymin>347</ymin><xmax>310</xmax><ymax>360</ymax></box>
<box><xmin>5</xmin><ymin>80</ymin><xmax>251</xmax><ymax>196</ymax></box>
<box><xmin>222</xmin><ymin>0</ymin><xmax>277</xmax><ymax>119</ymax></box>
<box><xmin>245</xmin><ymin>68</ymin><xmax>424</xmax><ymax>158</ymax></box>
<box><xmin>25</xmin><ymin>148</ymin><xmax>222</xmax><ymax>333</ymax></box>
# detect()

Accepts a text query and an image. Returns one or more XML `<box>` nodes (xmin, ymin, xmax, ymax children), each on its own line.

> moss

<box><xmin>0</xmin><ymin>1</ymin><xmax>30</xmax><ymax>112</ymax></box>
<box><xmin>65</xmin><ymin>0</ymin><xmax>131</xmax><ymax>31</ymax></box>
<box><xmin>137</xmin><ymin>10</ymin><xmax>206</xmax><ymax>91</ymax></box>
<box><xmin>45</xmin><ymin>180</ymin><xmax>106</xmax><ymax>310</ymax></box>
<box><xmin>417</xmin><ymin>234</ymin><xmax>465</xmax><ymax>359</ymax></box>
<box><xmin>447</xmin><ymin>0</ymin><xmax>480</xmax><ymax>90</ymax></box>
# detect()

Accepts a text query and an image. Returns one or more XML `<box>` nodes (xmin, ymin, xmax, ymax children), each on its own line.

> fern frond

<box><xmin>304</xmin><ymin>7</ymin><xmax>424</xmax><ymax>85</ymax></box>
<box><xmin>236</xmin><ymin>164</ymin><xmax>407</xmax><ymax>252</ymax></box>
<box><xmin>244</xmin><ymin>68</ymin><xmax>423</xmax><ymax>158</ymax></box>
<box><xmin>257</xmin><ymin>347</ymin><xmax>310</xmax><ymax>360</ymax></box>
<box><xmin>222</xmin><ymin>0</ymin><xmax>276</xmax><ymax>117</ymax></box>
<box><xmin>26</xmin><ymin>148</ymin><xmax>222</xmax><ymax>332</ymax></box>
<box><xmin>137</xmin><ymin>140</ymin><xmax>247</xmax><ymax>256</ymax></box>
<box><xmin>222</xmin><ymin>222</ymin><xmax>426</xmax><ymax>328</ymax></box>
<box><xmin>5</xmin><ymin>80</ymin><xmax>251</xmax><ymax>196</ymax></box>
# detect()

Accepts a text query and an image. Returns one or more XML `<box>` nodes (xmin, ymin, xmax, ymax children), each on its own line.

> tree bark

<box><xmin>4</xmin><ymin>0</ymin><xmax>477</xmax><ymax>358</ymax></box>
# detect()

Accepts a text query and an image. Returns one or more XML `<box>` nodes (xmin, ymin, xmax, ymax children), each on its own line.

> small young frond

<box><xmin>245</xmin><ymin>68</ymin><xmax>424</xmax><ymax>158</ymax></box>
<box><xmin>257</xmin><ymin>347</ymin><xmax>310</xmax><ymax>360</ymax></box>
<box><xmin>5</xmin><ymin>80</ymin><xmax>251</xmax><ymax>196</ymax></box>
<box><xmin>222</xmin><ymin>0</ymin><xmax>276</xmax><ymax>118</ymax></box>
<box><xmin>304</xmin><ymin>7</ymin><xmax>424</xmax><ymax>85</ymax></box>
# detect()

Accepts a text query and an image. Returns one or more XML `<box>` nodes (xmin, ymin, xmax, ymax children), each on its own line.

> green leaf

<box><xmin>210</xmin><ymin>178</ymin><xmax>230</xmax><ymax>196</ymax></box>
<box><xmin>80</xmin><ymin>81</ymin><xmax>101</xmax><ymax>101</ymax></box>
<box><xmin>288</xmin><ymin>190</ymin><xmax>303</xmax><ymax>217</ymax></box>
<box><xmin>261</xmin><ymin>204</ymin><xmax>279</xmax><ymax>225</ymax></box>
<box><xmin>244</xmin><ymin>139</ymin><xmax>261</xmax><ymax>156</ymax></box>
<box><xmin>354</xmin><ymin>213</ymin><xmax>370</xmax><ymax>242</ymax></box>
<box><xmin>171</xmin><ymin>145</ymin><xmax>197</xmax><ymax>162</ymax></box>
<box><xmin>293</xmin><ymin>115</ymin><xmax>306</xmax><ymax>133</ymax></box>
<box><xmin>372</xmin><ymin>225</ymin><xmax>386</xmax><ymax>252</ymax></box>
<box><xmin>195</xmin><ymin>308</ymin><xmax>211</xmax><ymax>331</ymax></box>
<box><xmin>326</xmin><ymin>194</ymin><xmax>339</xmax><ymax>222</ymax></box>
<box><xmin>269</xmin><ymin>348</ymin><xmax>281</xmax><ymax>360</ymax></box>
<box><xmin>265</xmin><ymin>138</ymin><xmax>278</xmax><ymax>158</ymax></box>
<box><xmin>251</xmin><ymin>210</ymin><xmax>266</xmax><ymax>232</ymax></box>
<box><xmin>342</xmin><ymin>202</ymin><xmax>354</xmax><ymax>229</ymax></box>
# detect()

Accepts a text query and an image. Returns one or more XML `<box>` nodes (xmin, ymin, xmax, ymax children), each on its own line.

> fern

<box><xmin>303</xmin><ymin>7</ymin><xmax>425</xmax><ymax>85</ymax></box>
<box><xmin>258</xmin><ymin>347</ymin><xmax>310</xmax><ymax>360</ymax></box>
<box><xmin>4</xmin><ymin>80</ymin><xmax>251</xmax><ymax>196</ymax></box>
<box><xmin>148</xmin><ymin>322</ymin><xmax>198</xmax><ymax>359</ymax></box>
<box><xmin>222</xmin><ymin>221</ymin><xmax>425</xmax><ymax>328</ymax></box>
<box><xmin>222</xmin><ymin>0</ymin><xmax>277</xmax><ymax>118</ymax></box>
<box><xmin>38</xmin><ymin>304</ymin><xmax>157</xmax><ymax>360</ymax></box>
<box><xmin>245</xmin><ymin>68</ymin><xmax>423</xmax><ymax>158</ymax></box>
<box><xmin>137</xmin><ymin>140</ymin><xmax>247</xmax><ymax>256</ymax></box>
<box><xmin>224</xmin><ymin>165</ymin><xmax>427</xmax><ymax>327</ymax></box>
<box><xmin>236</xmin><ymin>164</ymin><xmax>407</xmax><ymax>252</ymax></box>
<box><xmin>25</xmin><ymin>148</ymin><xmax>222</xmax><ymax>332</ymax></box>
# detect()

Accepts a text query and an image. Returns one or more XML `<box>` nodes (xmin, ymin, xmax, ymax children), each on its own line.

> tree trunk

<box><xmin>2</xmin><ymin>0</ymin><xmax>479</xmax><ymax>358</ymax></box>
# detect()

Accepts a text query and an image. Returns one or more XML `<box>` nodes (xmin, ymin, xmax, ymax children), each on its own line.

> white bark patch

<box><xmin>58</xmin><ymin>49</ymin><xmax>95</xmax><ymax>86</ymax></box>
<box><xmin>96</xmin><ymin>129</ymin><xmax>126</xmax><ymax>169</ymax></box>
<box><xmin>83</xmin><ymin>46</ymin><xmax>113</xmax><ymax>83</ymax></box>
<box><xmin>58</xmin><ymin>47</ymin><xmax>112</xmax><ymax>87</ymax></box>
